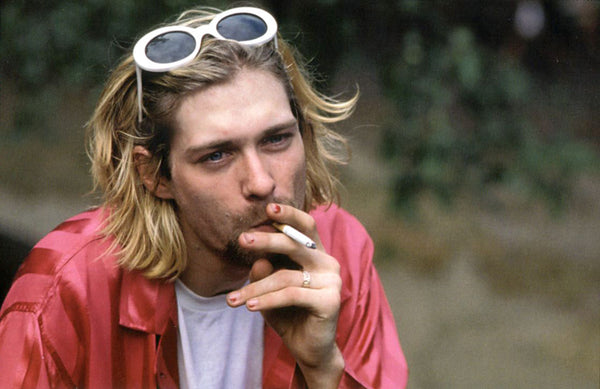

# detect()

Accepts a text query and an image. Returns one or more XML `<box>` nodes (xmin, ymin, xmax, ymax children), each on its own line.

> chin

<box><xmin>221</xmin><ymin>241</ymin><xmax>300</xmax><ymax>271</ymax></box>
<box><xmin>222</xmin><ymin>240</ymin><xmax>264</xmax><ymax>268</ymax></box>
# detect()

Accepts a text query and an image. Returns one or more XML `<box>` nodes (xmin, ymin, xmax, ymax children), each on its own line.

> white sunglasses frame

<box><xmin>133</xmin><ymin>7</ymin><xmax>278</xmax><ymax>122</ymax></box>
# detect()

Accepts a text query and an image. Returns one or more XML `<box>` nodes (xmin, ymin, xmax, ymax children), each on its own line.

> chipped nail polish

<box><xmin>228</xmin><ymin>291</ymin><xmax>240</xmax><ymax>304</ymax></box>
<box><xmin>243</xmin><ymin>233</ymin><xmax>255</xmax><ymax>245</ymax></box>
<box><xmin>247</xmin><ymin>298</ymin><xmax>258</xmax><ymax>309</ymax></box>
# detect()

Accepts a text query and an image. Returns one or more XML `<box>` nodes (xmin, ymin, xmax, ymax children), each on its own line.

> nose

<box><xmin>241</xmin><ymin>151</ymin><xmax>276</xmax><ymax>201</ymax></box>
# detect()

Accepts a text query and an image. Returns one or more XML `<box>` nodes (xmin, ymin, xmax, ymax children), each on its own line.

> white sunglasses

<box><xmin>132</xmin><ymin>7</ymin><xmax>278</xmax><ymax>123</ymax></box>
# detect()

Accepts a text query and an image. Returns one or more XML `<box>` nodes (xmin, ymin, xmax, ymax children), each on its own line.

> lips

<box><xmin>249</xmin><ymin>220</ymin><xmax>277</xmax><ymax>233</ymax></box>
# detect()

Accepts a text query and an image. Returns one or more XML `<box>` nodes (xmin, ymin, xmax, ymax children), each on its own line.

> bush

<box><xmin>378</xmin><ymin>2</ymin><xmax>598</xmax><ymax>211</ymax></box>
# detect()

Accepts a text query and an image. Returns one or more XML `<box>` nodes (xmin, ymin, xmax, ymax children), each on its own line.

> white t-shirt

<box><xmin>175</xmin><ymin>279</ymin><xmax>264</xmax><ymax>389</ymax></box>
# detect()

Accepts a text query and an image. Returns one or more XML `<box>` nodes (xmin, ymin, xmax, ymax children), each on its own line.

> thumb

<box><xmin>249</xmin><ymin>258</ymin><xmax>274</xmax><ymax>283</ymax></box>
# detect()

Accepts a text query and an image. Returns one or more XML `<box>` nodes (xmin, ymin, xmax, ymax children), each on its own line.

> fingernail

<box><xmin>242</xmin><ymin>233</ymin><xmax>255</xmax><ymax>245</ymax></box>
<box><xmin>271</xmin><ymin>204</ymin><xmax>281</xmax><ymax>213</ymax></box>
<box><xmin>228</xmin><ymin>291</ymin><xmax>240</xmax><ymax>304</ymax></box>
<box><xmin>247</xmin><ymin>298</ymin><xmax>258</xmax><ymax>309</ymax></box>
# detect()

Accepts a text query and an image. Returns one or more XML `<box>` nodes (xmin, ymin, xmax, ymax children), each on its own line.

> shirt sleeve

<box><xmin>337</xmin><ymin>238</ymin><xmax>408</xmax><ymax>388</ymax></box>
<box><xmin>0</xmin><ymin>308</ymin><xmax>60</xmax><ymax>388</ymax></box>
<box><xmin>311</xmin><ymin>206</ymin><xmax>408</xmax><ymax>388</ymax></box>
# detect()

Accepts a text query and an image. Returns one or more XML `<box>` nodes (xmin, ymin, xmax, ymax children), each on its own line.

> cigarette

<box><xmin>272</xmin><ymin>223</ymin><xmax>317</xmax><ymax>249</ymax></box>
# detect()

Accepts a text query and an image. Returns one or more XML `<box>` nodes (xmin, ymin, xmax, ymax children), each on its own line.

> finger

<box><xmin>227</xmin><ymin>259</ymin><xmax>275</xmax><ymax>308</ymax></box>
<box><xmin>240</xmin><ymin>231</ymin><xmax>338</xmax><ymax>271</ymax></box>
<box><xmin>266</xmin><ymin>203</ymin><xmax>322</xmax><ymax>248</ymax></box>
<box><xmin>240</xmin><ymin>230</ymin><xmax>305</xmax><ymax>257</ymax></box>
<box><xmin>249</xmin><ymin>258</ymin><xmax>274</xmax><ymax>283</ymax></box>
<box><xmin>246</xmin><ymin>284</ymin><xmax>341</xmax><ymax>316</ymax></box>
<box><xmin>227</xmin><ymin>269</ymin><xmax>341</xmax><ymax>307</ymax></box>
<box><xmin>228</xmin><ymin>268</ymin><xmax>300</xmax><ymax>307</ymax></box>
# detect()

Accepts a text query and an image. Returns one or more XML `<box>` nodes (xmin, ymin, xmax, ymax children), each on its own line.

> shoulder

<box><xmin>0</xmin><ymin>207</ymin><xmax>117</xmax><ymax>314</ymax></box>
<box><xmin>310</xmin><ymin>203</ymin><xmax>372</xmax><ymax>253</ymax></box>
<box><xmin>310</xmin><ymin>204</ymin><xmax>374</xmax><ymax>281</ymax></box>
<box><xmin>311</xmin><ymin>204</ymin><xmax>370</xmax><ymax>241</ymax></box>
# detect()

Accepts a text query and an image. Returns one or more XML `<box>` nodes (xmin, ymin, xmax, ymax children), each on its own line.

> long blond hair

<box><xmin>87</xmin><ymin>7</ymin><xmax>358</xmax><ymax>279</ymax></box>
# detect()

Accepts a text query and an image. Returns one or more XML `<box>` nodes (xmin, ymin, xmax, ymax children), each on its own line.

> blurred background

<box><xmin>1</xmin><ymin>0</ymin><xmax>598</xmax><ymax>387</ymax></box>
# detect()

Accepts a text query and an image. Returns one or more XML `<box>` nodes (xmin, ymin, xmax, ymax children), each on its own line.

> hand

<box><xmin>227</xmin><ymin>203</ymin><xmax>344</xmax><ymax>388</ymax></box>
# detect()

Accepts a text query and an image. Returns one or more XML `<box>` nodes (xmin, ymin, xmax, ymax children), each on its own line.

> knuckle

<box><xmin>326</xmin><ymin>286</ymin><xmax>342</xmax><ymax>305</ymax></box>
<box><xmin>317</xmin><ymin>288</ymin><xmax>341</xmax><ymax>317</ymax></box>
<box><xmin>279</xmin><ymin>269</ymin><xmax>298</xmax><ymax>284</ymax></box>
<box><xmin>238</xmin><ymin>285</ymin><xmax>253</xmax><ymax>301</ymax></box>
<box><xmin>324</xmin><ymin>273</ymin><xmax>342</xmax><ymax>292</ymax></box>
<box><xmin>332</xmin><ymin>274</ymin><xmax>342</xmax><ymax>291</ymax></box>
<box><xmin>289</xmin><ymin>287</ymin><xmax>303</xmax><ymax>304</ymax></box>
<box><xmin>261</xmin><ymin>276</ymin><xmax>276</xmax><ymax>292</ymax></box>
<box><xmin>319</xmin><ymin>254</ymin><xmax>340</xmax><ymax>273</ymax></box>
<box><xmin>329</xmin><ymin>257</ymin><xmax>341</xmax><ymax>273</ymax></box>
<box><xmin>305</xmin><ymin>217</ymin><xmax>317</xmax><ymax>233</ymax></box>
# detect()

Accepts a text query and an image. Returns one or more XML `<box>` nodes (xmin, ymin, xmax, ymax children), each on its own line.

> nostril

<box><xmin>242</xmin><ymin>156</ymin><xmax>276</xmax><ymax>199</ymax></box>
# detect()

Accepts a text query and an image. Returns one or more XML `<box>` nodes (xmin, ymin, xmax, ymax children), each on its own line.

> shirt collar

<box><xmin>118</xmin><ymin>269</ymin><xmax>177</xmax><ymax>334</ymax></box>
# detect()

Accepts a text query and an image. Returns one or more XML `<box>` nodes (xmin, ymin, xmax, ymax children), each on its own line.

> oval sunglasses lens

<box><xmin>146</xmin><ymin>31</ymin><xmax>196</xmax><ymax>63</ymax></box>
<box><xmin>216</xmin><ymin>13</ymin><xmax>268</xmax><ymax>42</ymax></box>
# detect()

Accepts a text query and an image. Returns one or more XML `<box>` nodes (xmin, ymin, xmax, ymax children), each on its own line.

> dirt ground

<box><xmin>380</xmin><ymin>257</ymin><xmax>598</xmax><ymax>388</ymax></box>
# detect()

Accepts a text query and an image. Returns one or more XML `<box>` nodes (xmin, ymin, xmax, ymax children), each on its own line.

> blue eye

<box><xmin>266</xmin><ymin>134</ymin><xmax>282</xmax><ymax>142</ymax></box>
<box><xmin>271</xmin><ymin>134</ymin><xmax>287</xmax><ymax>144</ymax></box>
<box><xmin>208</xmin><ymin>151</ymin><xmax>223</xmax><ymax>161</ymax></box>
<box><xmin>207</xmin><ymin>151</ymin><xmax>224</xmax><ymax>161</ymax></box>
<box><xmin>264</xmin><ymin>133</ymin><xmax>292</xmax><ymax>146</ymax></box>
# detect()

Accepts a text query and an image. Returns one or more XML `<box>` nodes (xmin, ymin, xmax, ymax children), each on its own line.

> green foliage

<box><xmin>1</xmin><ymin>0</ymin><xmax>229</xmax><ymax>138</ymax></box>
<box><xmin>377</xmin><ymin>3</ymin><xmax>598</xmax><ymax>211</ymax></box>
<box><xmin>1</xmin><ymin>0</ymin><xmax>230</xmax><ymax>89</ymax></box>
<box><xmin>382</xmin><ymin>26</ymin><xmax>526</xmax><ymax>205</ymax></box>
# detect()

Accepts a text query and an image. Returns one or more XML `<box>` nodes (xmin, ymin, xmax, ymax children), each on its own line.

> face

<box><xmin>156</xmin><ymin>68</ymin><xmax>306</xmax><ymax>268</ymax></box>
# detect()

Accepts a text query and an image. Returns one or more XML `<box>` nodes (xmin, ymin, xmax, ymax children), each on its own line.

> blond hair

<box><xmin>87</xmin><ymin>8</ymin><xmax>358</xmax><ymax>279</ymax></box>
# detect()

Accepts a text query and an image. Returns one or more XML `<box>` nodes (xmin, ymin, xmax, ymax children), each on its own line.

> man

<box><xmin>0</xmin><ymin>6</ymin><xmax>407</xmax><ymax>388</ymax></box>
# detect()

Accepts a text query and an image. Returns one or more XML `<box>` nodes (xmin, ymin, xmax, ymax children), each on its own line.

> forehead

<box><xmin>172</xmin><ymin>68</ymin><xmax>293</xmax><ymax>147</ymax></box>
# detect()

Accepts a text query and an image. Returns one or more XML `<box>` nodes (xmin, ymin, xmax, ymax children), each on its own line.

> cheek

<box><xmin>295</xmin><ymin>158</ymin><xmax>307</xmax><ymax>189</ymax></box>
<box><xmin>287</xmin><ymin>149</ymin><xmax>307</xmax><ymax>204</ymax></box>
<box><xmin>175</xmin><ymin>187</ymin><xmax>240</xmax><ymax>248</ymax></box>
<box><xmin>168</xmin><ymin>166</ymin><xmax>224</xmax><ymax>220</ymax></box>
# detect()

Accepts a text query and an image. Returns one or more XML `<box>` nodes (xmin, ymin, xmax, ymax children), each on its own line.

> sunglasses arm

<box><xmin>136</xmin><ymin>66</ymin><xmax>143</xmax><ymax>123</ymax></box>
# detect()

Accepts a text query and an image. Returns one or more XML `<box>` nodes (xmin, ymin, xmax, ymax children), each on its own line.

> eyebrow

<box><xmin>183</xmin><ymin>119</ymin><xmax>298</xmax><ymax>158</ymax></box>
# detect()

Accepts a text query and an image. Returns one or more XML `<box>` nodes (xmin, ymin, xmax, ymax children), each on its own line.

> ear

<box><xmin>133</xmin><ymin>145</ymin><xmax>174</xmax><ymax>200</ymax></box>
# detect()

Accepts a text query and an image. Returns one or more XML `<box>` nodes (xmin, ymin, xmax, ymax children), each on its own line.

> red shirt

<box><xmin>0</xmin><ymin>205</ymin><xmax>407</xmax><ymax>388</ymax></box>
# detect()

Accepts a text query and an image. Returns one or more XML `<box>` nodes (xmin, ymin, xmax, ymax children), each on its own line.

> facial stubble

<box><xmin>220</xmin><ymin>198</ymin><xmax>302</xmax><ymax>269</ymax></box>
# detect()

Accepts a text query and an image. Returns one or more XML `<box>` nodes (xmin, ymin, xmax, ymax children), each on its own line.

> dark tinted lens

<box><xmin>217</xmin><ymin>14</ymin><xmax>267</xmax><ymax>41</ymax></box>
<box><xmin>146</xmin><ymin>31</ymin><xmax>195</xmax><ymax>63</ymax></box>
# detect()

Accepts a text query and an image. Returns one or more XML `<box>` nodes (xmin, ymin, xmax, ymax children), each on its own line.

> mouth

<box><xmin>248</xmin><ymin>220</ymin><xmax>277</xmax><ymax>233</ymax></box>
